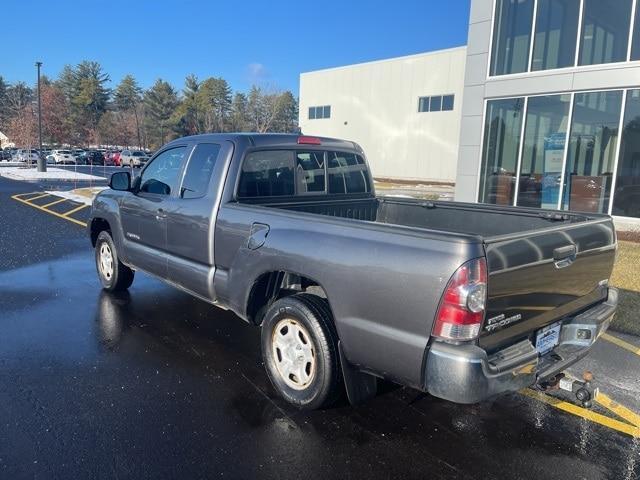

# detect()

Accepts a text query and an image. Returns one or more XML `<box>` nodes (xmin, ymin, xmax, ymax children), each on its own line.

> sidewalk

<box><xmin>374</xmin><ymin>179</ymin><xmax>454</xmax><ymax>200</ymax></box>
<box><xmin>0</xmin><ymin>166</ymin><xmax>105</xmax><ymax>182</ymax></box>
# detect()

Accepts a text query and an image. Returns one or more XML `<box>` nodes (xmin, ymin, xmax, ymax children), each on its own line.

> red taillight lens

<box><xmin>432</xmin><ymin>258</ymin><xmax>487</xmax><ymax>342</ymax></box>
<box><xmin>297</xmin><ymin>136</ymin><xmax>322</xmax><ymax>145</ymax></box>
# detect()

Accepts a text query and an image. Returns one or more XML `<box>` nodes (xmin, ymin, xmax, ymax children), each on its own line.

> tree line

<box><xmin>0</xmin><ymin>61</ymin><xmax>299</xmax><ymax>149</ymax></box>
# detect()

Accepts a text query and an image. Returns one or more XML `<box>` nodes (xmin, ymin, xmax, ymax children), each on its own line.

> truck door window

<box><xmin>139</xmin><ymin>146</ymin><xmax>187</xmax><ymax>195</ymax></box>
<box><xmin>327</xmin><ymin>151</ymin><xmax>370</xmax><ymax>194</ymax></box>
<box><xmin>180</xmin><ymin>143</ymin><xmax>221</xmax><ymax>199</ymax></box>
<box><xmin>238</xmin><ymin>150</ymin><xmax>295</xmax><ymax>198</ymax></box>
<box><xmin>296</xmin><ymin>151</ymin><xmax>326</xmax><ymax>194</ymax></box>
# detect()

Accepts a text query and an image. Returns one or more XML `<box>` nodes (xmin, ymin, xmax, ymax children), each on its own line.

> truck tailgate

<box><xmin>480</xmin><ymin>218</ymin><xmax>616</xmax><ymax>352</ymax></box>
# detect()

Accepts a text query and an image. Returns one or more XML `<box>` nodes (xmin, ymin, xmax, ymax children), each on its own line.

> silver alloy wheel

<box><xmin>271</xmin><ymin>318</ymin><xmax>316</xmax><ymax>390</ymax></box>
<box><xmin>99</xmin><ymin>242</ymin><xmax>114</xmax><ymax>281</ymax></box>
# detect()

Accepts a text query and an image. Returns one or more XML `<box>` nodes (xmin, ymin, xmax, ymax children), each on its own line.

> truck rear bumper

<box><xmin>424</xmin><ymin>288</ymin><xmax>617</xmax><ymax>404</ymax></box>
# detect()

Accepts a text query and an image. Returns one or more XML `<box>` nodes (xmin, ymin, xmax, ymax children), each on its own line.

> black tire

<box><xmin>95</xmin><ymin>230</ymin><xmax>134</xmax><ymax>292</ymax></box>
<box><xmin>261</xmin><ymin>293</ymin><xmax>343</xmax><ymax>410</ymax></box>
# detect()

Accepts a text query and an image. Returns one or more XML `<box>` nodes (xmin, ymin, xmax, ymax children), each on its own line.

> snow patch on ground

<box><xmin>0</xmin><ymin>166</ymin><xmax>106</xmax><ymax>181</ymax></box>
<box><xmin>45</xmin><ymin>187</ymin><xmax>107</xmax><ymax>205</ymax></box>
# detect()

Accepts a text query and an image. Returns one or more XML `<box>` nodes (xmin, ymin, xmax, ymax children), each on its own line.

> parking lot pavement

<box><xmin>1</xmin><ymin>175</ymin><xmax>640</xmax><ymax>479</ymax></box>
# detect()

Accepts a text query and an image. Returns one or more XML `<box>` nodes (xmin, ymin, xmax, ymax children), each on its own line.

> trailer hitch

<box><xmin>537</xmin><ymin>371</ymin><xmax>598</xmax><ymax>408</ymax></box>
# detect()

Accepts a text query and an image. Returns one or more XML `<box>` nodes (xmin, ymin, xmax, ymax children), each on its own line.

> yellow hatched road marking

<box><xmin>62</xmin><ymin>203</ymin><xmax>89</xmax><ymax>217</ymax></box>
<box><xmin>602</xmin><ymin>333</ymin><xmax>640</xmax><ymax>356</ymax></box>
<box><xmin>521</xmin><ymin>389</ymin><xmax>640</xmax><ymax>438</ymax></box>
<box><xmin>12</xmin><ymin>191</ymin><xmax>41</xmax><ymax>199</ymax></box>
<box><xmin>596</xmin><ymin>392</ymin><xmax>640</xmax><ymax>428</ymax></box>
<box><xmin>41</xmin><ymin>198</ymin><xmax>68</xmax><ymax>208</ymax></box>
<box><xmin>24</xmin><ymin>193</ymin><xmax>51</xmax><ymax>202</ymax></box>
<box><xmin>11</xmin><ymin>194</ymin><xmax>87</xmax><ymax>227</ymax></box>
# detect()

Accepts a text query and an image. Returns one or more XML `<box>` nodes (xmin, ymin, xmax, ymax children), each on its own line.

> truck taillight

<box><xmin>432</xmin><ymin>258</ymin><xmax>487</xmax><ymax>342</ymax></box>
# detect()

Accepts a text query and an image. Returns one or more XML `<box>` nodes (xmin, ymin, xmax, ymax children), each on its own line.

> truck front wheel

<box><xmin>95</xmin><ymin>231</ymin><xmax>134</xmax><ymax>292</ymax></box>
<box><xmin>261</xmin><ymin>293</ymin><xmax>343</xmax><ymax>410</ymax></box>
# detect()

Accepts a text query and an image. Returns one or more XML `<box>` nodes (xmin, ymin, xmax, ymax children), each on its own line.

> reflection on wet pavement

<box><xmin>1</xmin><ymin>252</ymin><xmax>639</xmax><ymax>479</ymax></box>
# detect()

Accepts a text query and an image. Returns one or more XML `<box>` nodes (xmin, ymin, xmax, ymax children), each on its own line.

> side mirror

<box><xmin>109</xmin><ymin>171</ymin><xmax>131</xmax><ymax>191</ymax></box>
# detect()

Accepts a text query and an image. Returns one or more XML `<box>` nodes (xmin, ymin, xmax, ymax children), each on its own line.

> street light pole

<box><xmin>35</xmin><ymin>61</ymin><xmax>46</xmax><ymax>172</ymax></box>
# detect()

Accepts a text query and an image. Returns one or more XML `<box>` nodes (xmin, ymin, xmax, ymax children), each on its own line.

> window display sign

<box><xmin>541</xmin><ymin>132</ymin><xmax>566</xmax><ymax>209</ymax></box>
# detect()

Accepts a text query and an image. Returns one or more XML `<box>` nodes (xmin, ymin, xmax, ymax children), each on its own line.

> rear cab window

<box><xmin>237</xmin><ymin>150</ymin><xmax>295</xmax><ymax>198</ymax></box>
<box><xmin>237</xmin><ymin>149</ymin><xmax>370</xmax><ymax>201</ymax></box>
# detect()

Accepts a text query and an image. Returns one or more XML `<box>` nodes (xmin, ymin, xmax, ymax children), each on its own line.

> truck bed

<box><xmin>267</xmin><ymin>195</ymin><xmax>616</xmax><ymax>353</ymax></box>
<box><xmin>270</xmin><ymin>196</ymin><xmax>592</xmax><ymax>239</ymax></box>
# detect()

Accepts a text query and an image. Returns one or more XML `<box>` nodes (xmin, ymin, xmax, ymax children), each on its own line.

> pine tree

<box><xmin>143</xmin><ymin>79</ymin><xmax>180</xmax><ymax>147</ymax></box>
<box><xmin>229</xmin><ymin>92</ymin><xmax>249</xmax><ymax>132</ymax></box>
<box><xmin>56</xmin><ymin>61</ymin><xmax>110</xmax><ymax>145</ymax></box>
<box><xmin>114</xmin><ymin>75</ymin><xmax>143</xmax><ymax>147</ymax></box>
<box><xmin>197</xmin><ymin>77</ymin><xmax>232</xmax><ymax>132</ymax></box>
<box><xmin>177</xmin><ymin>74</ymin><xmax>201</xmax><ymax>135</ymax></box>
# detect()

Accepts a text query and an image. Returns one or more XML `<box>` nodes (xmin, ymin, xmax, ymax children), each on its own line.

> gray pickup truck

<box><xmin>88</xmin><ymin>134</ymin><xmax>618</xmax><ymax>410</ymax></box>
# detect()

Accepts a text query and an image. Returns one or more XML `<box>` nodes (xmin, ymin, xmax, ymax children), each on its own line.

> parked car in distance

<box><xmin>89</xmin><ymin>134</ymin><xmax>618</xmax><ymax>411</ymax></box>
<box><xmin>119</xmin><ymin>150</ymin><xmax>149</xmax><ymax>168</ymax></box>
<box><xmin>72</xmin><ymin>149</ymin><xmax>87</xmax><ymax>163</ymax></box>
<box><xmin>51</xmin><ymin>149</ymin><xmax>76</xmax><ymax>164</ymax></box>
<box><xmin>3</xmin><ymin>148</ymin><xmax>18</xmax><ymax>160</ymax></box>
<box><xmin>85</xmin><ymin>150</ymin><xmax>105</xmax><ymax>165</ymax></box>
<box><xmin>0</xmin><ymin>150</ymin><xmax>13</xmax><ymax>161</ymax></box>
<box><xmin>104</xmin><ymin>150</ymin><xmax>120</xmax><ymax>166</ymax></box>
<box><xmin>17</xmin><ymin>149</ymin><xmax>40</xmax><ymax>163</ymax></box>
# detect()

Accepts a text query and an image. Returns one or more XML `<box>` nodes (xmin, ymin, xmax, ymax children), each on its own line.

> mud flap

<box><xmin>338</xmin><ymin>341</ymin><xmax>377</xmax><ymax>405</ymax></box>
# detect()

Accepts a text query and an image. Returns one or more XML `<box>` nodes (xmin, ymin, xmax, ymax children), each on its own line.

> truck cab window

<box><xmin>181</xmin><ymin>143</ymin><xmax>221</xmax><ymax>199</ymax></box>
<box><xmin>327</xmin><ymin>151</ymin><xmax>370</xmax><ymax>194</ymax></box>
<box><xmin>296</xmin><ymin>151</ymin><xmax>326</xmax><ymax>194</ymax></box>
<box><xmin>139</xmin><ymin>146</ymin><xmax>187</xmax><ymax>195</ymax></box>
<box><xmin>238</xmin><ymin>150</ymin><xmax>294</xmax><ymax>198</ymax></box>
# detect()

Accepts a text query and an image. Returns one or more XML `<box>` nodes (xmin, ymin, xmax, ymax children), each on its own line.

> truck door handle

<box><xmin>155</xmin><ymin>208</ymin><xmax>167</xmax><ymax>220</ymax></box>
<box><xmin>553</xmin><ymin>244</ymin><xmax>576</xmax><ymax>269</ymax></box>
<box><xmin>248</xmin><ymin>223</ymin><xmax>270</xmax><ymax>250</ymax></box>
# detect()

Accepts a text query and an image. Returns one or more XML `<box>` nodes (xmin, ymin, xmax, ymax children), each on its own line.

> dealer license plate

<box><xmin>535</xmin><ymin>322</ymin><xmax>561</xmax><ymax>355</ymax></box>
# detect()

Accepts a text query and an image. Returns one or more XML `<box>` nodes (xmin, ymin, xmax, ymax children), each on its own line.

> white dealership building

<box><xmin>299</xmin><ymin>0</ymin><xmax>640</xmax><ymax>228</ymax></box>
<box><xmin>299</xmin><ymin>47</ymin><xmax>467</xmax><ymax>183</ymax></box>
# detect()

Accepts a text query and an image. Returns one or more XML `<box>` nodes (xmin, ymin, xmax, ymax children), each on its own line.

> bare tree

<box><xmin>8</xmin><ymin>105</ymin><xmax>38</xmax><ymax>147</ymax></box>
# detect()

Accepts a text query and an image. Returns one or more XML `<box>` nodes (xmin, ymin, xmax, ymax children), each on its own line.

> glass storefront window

<box><xmin>632</xmin><ymin>4</ymin><xmax>640</xmax><ymax>60</ymax></box>
<box><xmin>490</xmin><ymin>0</ymin><xmax>535</xmax><ymax>76</ymax></box>
<box><xmin>531</xmin><ymin>0</ymin><xmax>580</xmax><ymax>71</ymax></box>
<box><xmin>479</xmin><ymin>98</ymin><xmax>525</xmax><ymax>205</ymax></box>
<box><xmin>562</xmin><ymin>91</ymin><xmax>622</xmax><ymax>213</ymax></box>
<box><xmin>613</xmin><ymin>90</ymin><xmax>640</xmax><ymax>218</ymax></box>
<box><xmin>517</xmin><ymin>94</ymin><xmax>571</xmax><ymax>208</ymax></box>
<box><xmin>578</xmin><ymin>0</ymin><xmax>633</xmax><ymax>66</ymax></box>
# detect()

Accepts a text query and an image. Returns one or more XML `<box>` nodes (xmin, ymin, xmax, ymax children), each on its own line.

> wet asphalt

<box><xmin>1</xmin><ymin>175</ymin><xmax>639</xmax><ymax>480</ymax></box>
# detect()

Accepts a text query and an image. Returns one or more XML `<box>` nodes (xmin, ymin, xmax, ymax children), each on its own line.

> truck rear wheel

<box><xmin>261</xmin><ymin>293</ymin><xmax>343</xmax><ymax>410</ymax></box>
<box><xmin>95</xmin><ymin>231</ymin><xmax>134</xmax><ymax>292</ymax></box>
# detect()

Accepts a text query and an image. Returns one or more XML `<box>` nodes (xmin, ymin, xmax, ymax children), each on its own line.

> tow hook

<box><xmin>537</xmin><ymin>371</ymin><xmax>598</xmax><ymax>408</ymax></box>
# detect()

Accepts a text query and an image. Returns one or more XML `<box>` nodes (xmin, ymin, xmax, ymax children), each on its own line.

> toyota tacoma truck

<box><xmin>88</xmin><ymin>134</ymin><xmax>618</xmax><ymax>410</ymax></box>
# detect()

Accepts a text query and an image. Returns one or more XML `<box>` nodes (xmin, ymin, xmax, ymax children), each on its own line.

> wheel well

<box><xmin>246</xmin><ymin>271</ymin><xmax>328</xmax><ymax>325</ymax></box>
<box><xmin>90</xmin><ymin>218</ymin><xmax>111</xmax><ymax>246</ymax></box>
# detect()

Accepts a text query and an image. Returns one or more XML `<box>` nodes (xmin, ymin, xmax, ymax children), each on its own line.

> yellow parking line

<box><xmin>62</xmin><ymin>203</ymin><xmax>89</xmax><ymax>217</ymax></box>
<box><xmin>11</xmin><ymin>194</ymin><xmax>87</xmax><ymax>227</ymax></box>
<box><xmin>12</xmin><ymin>192</ymin><xmax>41</xmax><ymax>199</ymax></box>
<box><xmin>602</xmin><ymin>333</ymin><xmax>640</xmax><ymax>356</ymax></box>
<box><xmin>596</xmin><ymin>392</ymin><xmax>640</xmax><ymax>428</ymax></box>
<box><xmin>521</xmin><ymin>389</ymin><xmax>640</xmax><ymax>438</ymax></box>
<box><xmin>24</xmin><ymin>193</ymin><xmax>51</xmax><ymax>202</ymax></box>
<box><xmin>41</xmin><ymin>198</ymin><xmax>68</xmax><ymax>208</ymax></box>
